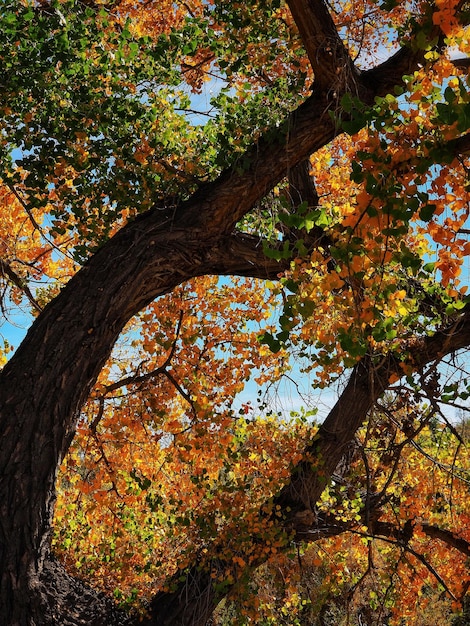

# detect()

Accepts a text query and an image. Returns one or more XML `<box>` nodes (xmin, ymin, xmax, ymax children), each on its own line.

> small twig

<box><xmin>89</xmin><ymin>397</ymin><xmax>105</xmax><ymax>434</ymax></box>
<box><xmin>163</xmin><ymin>368</ymin><xmax>197</xmax><ymax>415</ymax></box>
<box><xmin>0</xmin><ymin>258</ymin><xmax>43</xmax><ymax>313</ymax></box>
<box><xmin>7</xmin><ymin>183</ymin><xmax>75</xmax><ymax>262</ymax></box>
<box><xmin>404</xmin><ymin>544</ymin><xmax>457</xmax><ymax>601</ymax></box>
<box><xmin>101</xmin><ymin>310</ymin><xmax>185</xmax><ymax>395</ymax></box>
<box><xmin>349</xmin><ymin>528</ymin><xmax>457</xmax><ymax>601</ymax></box>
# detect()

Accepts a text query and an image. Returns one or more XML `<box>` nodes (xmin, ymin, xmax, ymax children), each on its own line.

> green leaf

<box><xmin>128</xmin><ymin>41</ymin><xmax>139</xmax><ymax>57</ymax></box>
<box><xmin>258</xmin><ymin>332</ymin><xmax>282</xmax><ymax>353</ymax></box>
<box><xmin>444</xmin><ymin>86</ymin><xmax>457</xmax><ymax>103</ymax></box>
<box><xmin>340</xmin><ymin>93</ymin><xmax>355</xmax><ymax>113</ymax></box>
<box><xmin>342</xmin><ymin>117</ymin><xmax>366</xmax><ymax>136</ymax></box>
<box><xmin>419</xmin><ymin>204</ymin><xmax>436</xmax><ymax>222</ymax></box>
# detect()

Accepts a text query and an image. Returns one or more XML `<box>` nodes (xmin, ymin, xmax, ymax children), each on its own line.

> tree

<box><xmin>0</xmin><ymin>0</ymin><xmax>469</xmax><ymax>624</ymax></box>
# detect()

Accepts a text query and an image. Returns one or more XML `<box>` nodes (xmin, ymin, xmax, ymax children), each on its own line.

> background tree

<box><xmin>0</xmin><ymin>0</ymin><xmax>469</xmax><ymax>624</ymax></box>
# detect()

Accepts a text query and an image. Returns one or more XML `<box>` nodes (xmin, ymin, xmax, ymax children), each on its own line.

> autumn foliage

<box><xmin>0</xmin><ymin>0</ymin><xmax>470</xmax><ymax>625</ymax></box>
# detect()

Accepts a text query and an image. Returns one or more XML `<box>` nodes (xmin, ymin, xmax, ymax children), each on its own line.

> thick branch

<box><xmin>278</xmin><ymin>308</ymin><xmax>470</xmax><ymax>527</ymax></box>
<box><xmin>185</xmin><ymin>37</ymin><xmax>450</xmax><ymax>236</ymax></box>
<box><xmin>370</xmin><ymin>521</ymin><xmax>470</xmax><ymax>557</ymax></box>
<box><xmin>451</xmin><ymin>57</ymin><xmax>470</xmax><ymax>71</ymax></box>
<box><xmin>288</xmin><ymin>158</ymin><xmax>319</xmax><ymax>209</ymax></box>
<box><xmin>420</xmin><ymin>523</ymin><xmax>470</xmax><ymax>556</ymax></box>
<box><xmin>291</xmin><ymin>504</ymin><xmax>470</xmax><ymax>558</ymax></box>
<box><xmin>450</xmin><ymin>131</ymin><xmax>470</xmax><ymax>155</ymax></box>
<box><xmin>286</xmin><ymin>0</ymin><xmax>357</xmax><ymax>89</ymax></box>
<box><xmin>208</xmin><ymin>231</ymin><xmax>293</xmax><ymax>278</ymax></box>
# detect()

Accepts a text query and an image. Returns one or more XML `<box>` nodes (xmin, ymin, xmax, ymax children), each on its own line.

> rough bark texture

<box><xmin>287</xmin><ymin>0</ymin><xmax>357</xmax><ymax>89</ymax></box>
<box><xmin>0</xmin><ymin>0</ymin><xmax>465</xmax><ymax>624</ymax></box>
<box><xmin>146</xmin><ymin>567</ymin><xmax>219</xmax><ymax>626</ymax></box>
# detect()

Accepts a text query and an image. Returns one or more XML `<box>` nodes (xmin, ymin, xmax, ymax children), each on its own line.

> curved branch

<box><xmin>286</xmin><ymin>0</ymin><xmax>357</xmax><ymax>89</ymax></box>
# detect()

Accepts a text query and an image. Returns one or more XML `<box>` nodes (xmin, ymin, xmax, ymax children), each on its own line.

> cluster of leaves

<box><xmin>0</xmin><ymin>1</ymin><xmax>221</xmax><ymax>258</ymax></box>
<box><xmin>0</xmin><ymin>0</ymin><xmax>311</xmax><ymax>332</ymax></box>
<box><xmin>53</xmin><ymin>276</ymin><xmax>312</xmax><ymax>608</ymax></box>
<box><xmin>261</xmin><ymin>54</ymin><xmax>470</xmax><ymax>384</ymax></box>
<box><xmin>55</xmin><ymin>384</ymin><xmax>470</xmax><ymax>622</ymax></box>
<box><xmin>210</xmin><ymin>408</ymin><xmax>470</xmax><ymax>626</ymax></box>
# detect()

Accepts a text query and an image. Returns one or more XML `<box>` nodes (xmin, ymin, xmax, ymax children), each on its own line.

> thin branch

<box><xmin>94</xmin><ymin>310</ymin><xmax>198</xmax><ymax>420</ymax></box>
<box><xmin>89</xmin><ymin>397</ymin><xmax>105</xmax><ymax>434</ymax></box>
<box><xmin>401</xmin><ymin>544</ymin><xmax>457</xmax><ymax>600</ymax></box>
<box><xmin>0</xmin><ymin>259</ymin><xmax>43</xmax><ymax>314</ymax></box>
<box><xmin>419</xmin><ymin>374</ymin><xmax>466</xmax><ymax>445</ymax></box>
<box><xmin>101</xmin><ymin>310</ymin><xmax>184</xmax><ymax>396</ymax></box>
<box><xmin>349</xmin><ymin>527</ymin><xmax>458</xmax><ymax>601</ymax></box>
<box><xmin>162</xmin><ymin>368</ymin><xmax>198</xmax><ymax>416</ymax></box>
<box><xmin>7</xmin><ymin>184</ymin><xmax>75</xmax><ymax>263</ymax></box>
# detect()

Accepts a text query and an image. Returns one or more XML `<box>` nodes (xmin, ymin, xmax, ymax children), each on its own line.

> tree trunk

<box><xmin>0</xmin><ymin>225</ymin><xmax>287</xmax><ymax>624</ymax></box>
<box><xmin>0</xmin><ymin>74</ymin><xmax>339</xmax><ymax>626</ymax></box>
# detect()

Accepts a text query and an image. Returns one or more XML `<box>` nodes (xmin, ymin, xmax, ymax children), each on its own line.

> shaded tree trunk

<box><xmin>0</xmin><ymin>225</ymin><xmax>291</xmax><ymax>624</ymax></box>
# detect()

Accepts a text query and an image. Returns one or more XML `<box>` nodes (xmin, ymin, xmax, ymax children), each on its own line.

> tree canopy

<box><xmin>0</xmin><ymin>0</ymin><xmax>469</xmax><ymax>624</ymax></box>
